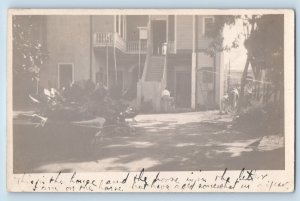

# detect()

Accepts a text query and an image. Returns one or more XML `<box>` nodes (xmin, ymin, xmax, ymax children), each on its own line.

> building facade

<box><xmin>39</xmin><ymin>15</ymin><xmax>227</xmax><ymax>112</ymax></box>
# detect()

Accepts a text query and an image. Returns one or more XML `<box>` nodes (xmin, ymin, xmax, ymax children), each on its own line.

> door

<box><xmin>152</xmin><ymin>20</ymin><xmax>166</xmax><ymax>55</ymax></box>
<box><xmin>58</xmin><ymin>64</ymin><xmax>73</xmax><ymax>89</ymax></box>
<box><xmin>175</xmin><ymin>71</ymin><xmax>191</xmax><ymax>108</ymax></box>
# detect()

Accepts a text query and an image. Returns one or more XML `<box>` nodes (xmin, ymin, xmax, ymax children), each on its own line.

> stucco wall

<box><xmin>175</xmin><ymin>15</ymin><xmax>214</xmax><ymax>51</ymax></box>
<box><xmin>40</xmin><ymin>16</ymin><xmax>91</xmax><ymax>89</ymax></box>
<box><xmin>126</xmin><ymin>15</ymin><xmax>148</xmax><ymax>41</ymax></box>
<box><xmin>92</xmin><ymin>15</ymin><xmax>114</xmax><ymax>33</ymax></box>
<box><xmin>176</xmin><ymin>16</ymin><xmax>193</xmax><ymax>50</ymax></box>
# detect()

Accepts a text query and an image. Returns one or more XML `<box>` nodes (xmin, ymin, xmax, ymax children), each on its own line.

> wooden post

<box><xmin>237</xmin><ymin>57</ymin><xmax>250</xmax><ymax>111</ymax></box>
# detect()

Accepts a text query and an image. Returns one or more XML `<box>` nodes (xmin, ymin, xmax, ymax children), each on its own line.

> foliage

<box><xmin>233</xmin><ymin>102</ymin><xmax>284</xmax><ymax>136</ymax></box>
<box><xmin>13</xmin><ymin>15</ymin><xmax>47</xmax><ymax>81</ymax></box>
<box><xmin>242</xmin><ymin>15</ymin><xmax>284</xmax><ymax>107</ymax></box>
<box><xmin>244</xmin><ymin>15</ymin><xmax>284</xmax><ymax>90</ymax></box>
<box><xmin>201</xmin><ymin>15</ymin><xmax>239</xmax><ymax>56</ymax></box>
<box><xmin>205</xmin><ymin>14</ymin><xmax>284</xmax><ymax>82</ymax></box>
<box><xmin>205</xmin><ymin>14</ymin><xmax>284</xmax><ymax>108</ymax></box>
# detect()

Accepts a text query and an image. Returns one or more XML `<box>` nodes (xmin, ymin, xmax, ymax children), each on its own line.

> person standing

<box><xmin>161</xmin><ymin>88</ymin><xmax>171</xmax><ymax>113</ymax></box>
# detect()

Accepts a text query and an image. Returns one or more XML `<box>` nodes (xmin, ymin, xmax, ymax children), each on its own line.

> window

<box><xmin>203</xmin><ymin>17</ymin><xmax>214</xmax><ymax>37</ymax></box>
<box><xmin>202</xmin><ymin>67</ymin><xmax>214</xmax><ymax>83</ymax></box>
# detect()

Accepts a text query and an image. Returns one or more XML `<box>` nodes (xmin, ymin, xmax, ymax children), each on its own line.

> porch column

<box><xmin>191</xmin><ymin>53</ymin><xmax>196</xmax><ymax>109</ymax></box>
<box><xmin>89</xmin><ymin>16</ymin><xmax>94</xmax><ymax>82</ymax></box>
<box><xmin>137</xmin><ymin>81</ymin><xmax>142</xmax><ymax>110</ymax></box>
<box><xmin>118</xmin><ymin>15</ymin><xmax>121</xmax><ymax>35</ymax></box>
<box><xmin>191</xmin><ymin>15</ymin><xmax>196</xmax><ymax>109</ymax></box>
<box><xmin>123</xmin><ymin>16</ymin><xmax>127</xmax><ymax>39</ymax></box>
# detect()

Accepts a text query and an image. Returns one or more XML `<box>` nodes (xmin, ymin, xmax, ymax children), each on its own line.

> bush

<box><xmin>233</xmin><ymin>102</ymin><xmax>284</xmax><ymax>136</ymax></box>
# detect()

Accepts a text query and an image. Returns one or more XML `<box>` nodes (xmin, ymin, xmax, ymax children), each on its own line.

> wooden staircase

<box><xmin>145</xmin><ymin>56</ymin><xmax>165</xmax><ymax>81</ymax></box>
<box><xmin>137</xmin><ymin>19</ymin><xmax>168</xmax><ymax>112</ymax></box>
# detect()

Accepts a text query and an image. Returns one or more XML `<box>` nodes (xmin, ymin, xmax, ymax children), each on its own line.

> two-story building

<box><xmin>39</xmin><ymin>15</ymin><xmax>227</xmax><ymax>112</ymax></box>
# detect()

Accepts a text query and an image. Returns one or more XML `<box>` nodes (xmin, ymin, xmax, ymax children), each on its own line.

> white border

<box><xmin>6</xmin><ymin>9</ymin><xmax>295</xmax><ymax>192</ymax></box>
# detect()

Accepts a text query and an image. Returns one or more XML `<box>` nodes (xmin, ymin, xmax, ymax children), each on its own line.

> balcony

<box><xmin>93</xmin><ymin>32</ymin><xmax>126</xmax><ymax>52</ymax></box>
<box><xmin>126</xmin><ymin>41</ymin><xmax>147</xmax><ymax>54</ymax></box>
<box><xmin>93</xmin><ymin>32</ymin><xmax>147</xmax><ymax>54</ymax></box>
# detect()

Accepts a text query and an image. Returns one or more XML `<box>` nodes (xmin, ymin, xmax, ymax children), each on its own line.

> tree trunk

<box><xmin>237</xmin><ymin>57</ymin><xmax>251</xmax><ymax>112</ymax></box>
<box><xmin>237</xmin><ymin>16</ymin><xmax>256</xmax><ymax>112</ymax></box>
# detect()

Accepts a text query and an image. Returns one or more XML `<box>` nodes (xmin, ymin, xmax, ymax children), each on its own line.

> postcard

<box><xmin>7</xmin><ymin>9</ymin><xmax>295</xmax><ymax>192</ymax></box>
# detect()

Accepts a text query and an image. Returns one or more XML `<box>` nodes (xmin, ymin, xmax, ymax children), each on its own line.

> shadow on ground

<box><xmin>13</xmin><ymin>111</ymin><xmax>284</xmax><ymax>173</ymax></box>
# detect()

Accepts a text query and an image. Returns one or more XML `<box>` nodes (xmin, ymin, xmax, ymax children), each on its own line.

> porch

<box><xmin>93</xmin><ymin>32</ymin><xmax>176</xmax><ymax>55</ymax></box>
<box><xmin>93</xmin><ymin>32</ymin><xmax>148</xmax><ymax>54</ymax></box>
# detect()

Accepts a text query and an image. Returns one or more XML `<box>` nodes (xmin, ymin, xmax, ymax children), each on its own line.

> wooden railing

<box><xmin>126</xmin><ymin>41</ymin><xmax>147</xmax><ymax>54</ymax></box>
<box><xmin>94</xmin><ymin>32</ymin><xmax>147</xmax><ymax>54</ymax></box>
<box><xmin>94</xmin><ymin>33</ymin><xmax>176</xmax><ymax>55</ymax></box>
<box><xmin>94</xmin><ymin>32</ymin><xmax>114</xmax><ymax>46</ymax></box>
<box><xmin>114</xmin><ymin>33</ymin><xmax>126</xmax><ymax>52</ymax></box>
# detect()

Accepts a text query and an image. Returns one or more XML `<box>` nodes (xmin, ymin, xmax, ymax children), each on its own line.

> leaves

<box><xmin>245</xmin><ymin>15</ymin><xmax>284</xmax><ymax>87</ymax></box>
<box><xmin>206</xmin><ymin>14</ymin><xmax>283</xmax><ymax>85</ymax></box>
<box><xmin>13</xmin><ymin>15</ymin><xmax>47</xmax><ymax>77</ymax></box>
<box><xmin>201</xmin><ymin>15</ymin><xmax>240</xmax><ymax>56</ymax></box>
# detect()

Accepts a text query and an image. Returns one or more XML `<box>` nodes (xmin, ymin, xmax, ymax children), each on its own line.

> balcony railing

<box><xmin>94</xmin><ymin>32</ymin><xmax>114</xmax><ymax>46</ymax></box>
<box><xmin>126</xmin><ymin>41</ymin><xmax>147</xmax><ymax>54</ymax></box>
<box><xmin>93</xmin><ymin>32</ymin><xmax>126</xmax><ymax>52</ymax></box>
<box><xmin>114</xmin><ymin>33</ymin><xmax>126</xmax><ymax>52</ymax></box>
<box><xmin>94</xmin><ymin>32</ymin><xmax>147</xmax><ymax>54</ymax></box>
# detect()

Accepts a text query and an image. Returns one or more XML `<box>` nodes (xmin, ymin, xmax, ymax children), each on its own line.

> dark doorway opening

<box><xmin>175</xmin><ymin>71</ymin><xmax>191</xmax><ymax>108</ymax></box>
<box><xmin>58</xmin><ymin>64</ymin><xmax>73</xmax><ymax>89</ymax></box>
<box><xmin>152</xmin><ymin>20</ymin><xmax>166</xmax><ymax>55</ymax></box>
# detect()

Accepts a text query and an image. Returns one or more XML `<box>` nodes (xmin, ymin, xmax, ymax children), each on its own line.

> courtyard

<box><xmin>13</xmin><ymin>110</ymin><xmax>284</xmax><ymax>173</ymax></box>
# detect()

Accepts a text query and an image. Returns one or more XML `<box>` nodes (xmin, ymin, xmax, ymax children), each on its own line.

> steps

<box><xmin>145</xmin><ymin>56</ymin><xmax>165</xmax><ymax>81</ymax></box>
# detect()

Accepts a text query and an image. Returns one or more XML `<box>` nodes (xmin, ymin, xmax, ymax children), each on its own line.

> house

<box><xmin>39</xmin><ymin>15</ymin><xmax>227</xmax><ymax>112</ymax></box>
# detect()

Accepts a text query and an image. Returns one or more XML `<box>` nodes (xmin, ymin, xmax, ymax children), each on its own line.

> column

<box><xmin>191</xmin><ymin>15</ymin><xmax>196</xmax><ymax>109</ymax></box>
<box><xmin>118</xmin><ymin>15</ymin><xmax>121</xmax><ymax>35</ymax></box>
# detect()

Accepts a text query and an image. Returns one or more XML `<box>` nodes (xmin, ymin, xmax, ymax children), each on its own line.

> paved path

<box><xmin>13</xmin><ymin>111</ymin><xmax>284</xmax><ymax>173</ymax></box>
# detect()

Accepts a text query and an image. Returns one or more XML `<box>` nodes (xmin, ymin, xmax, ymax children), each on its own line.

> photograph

<box><xmin>7</xmin><ymin>9</ymin><xmax>294</xmax><ymax>192</ymax></box>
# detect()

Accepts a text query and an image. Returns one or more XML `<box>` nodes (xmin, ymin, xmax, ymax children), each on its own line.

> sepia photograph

<box><xmin>7</xmin><ymin>9</ymin><xmax>294</xmax><ymax>192</ymax></box>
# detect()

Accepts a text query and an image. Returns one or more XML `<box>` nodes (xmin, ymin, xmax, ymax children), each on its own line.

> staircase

<box><xmin>145</xmin><ymin>56</ymin><xmax>165</xmax><ymax>81</ymax></box>
<box><xmin>136</xmin><ymin>20</ymin><xmax>168</xmax><ymax>112</ymax></box>
<box><xmin>137</xmin><ymin>54</ymin><xmax>167</xmax><ymax>112</ymax></box>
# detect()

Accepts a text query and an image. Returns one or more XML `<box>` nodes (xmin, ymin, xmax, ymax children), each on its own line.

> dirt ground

<box><xmin>12</xmin><ymin>110</ymin><xmax>284</xmax><ymax>173</ymax></box>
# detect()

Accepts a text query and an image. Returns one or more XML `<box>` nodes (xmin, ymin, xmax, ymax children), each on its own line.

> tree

<box><xmin>205</xmin><ymin>15</ymin><xmax>284</xmax><ymax>111</ymax></box>
<box><xmin>13</xmin><ymin>15</ymin><xmax>47</xmax><ymax>106</ymax></box>
<box><xmin>243</xmin><ymin>15</ymin><xmax>284</xmax><ymax>107</ymax></box>
<box><xmin>200</xmin><ymin>15</ymin><xmax>239</xmax><ymax>56</ymax></box>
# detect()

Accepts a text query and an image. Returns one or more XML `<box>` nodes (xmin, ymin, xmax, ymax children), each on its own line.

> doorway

<box><xmin>58</xmin><ymin>63</ymin><xmax>74</xmax><ymax>89</ymax></box>
<box><xmin>152</xmin><ymin>20</ymin><xmax>166</xmax><ymax>55</ymax></box>
<box><xmin>175</xmin><ymin>71</ymin><xmax>191</xmax><ymax>108</ymax></box>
